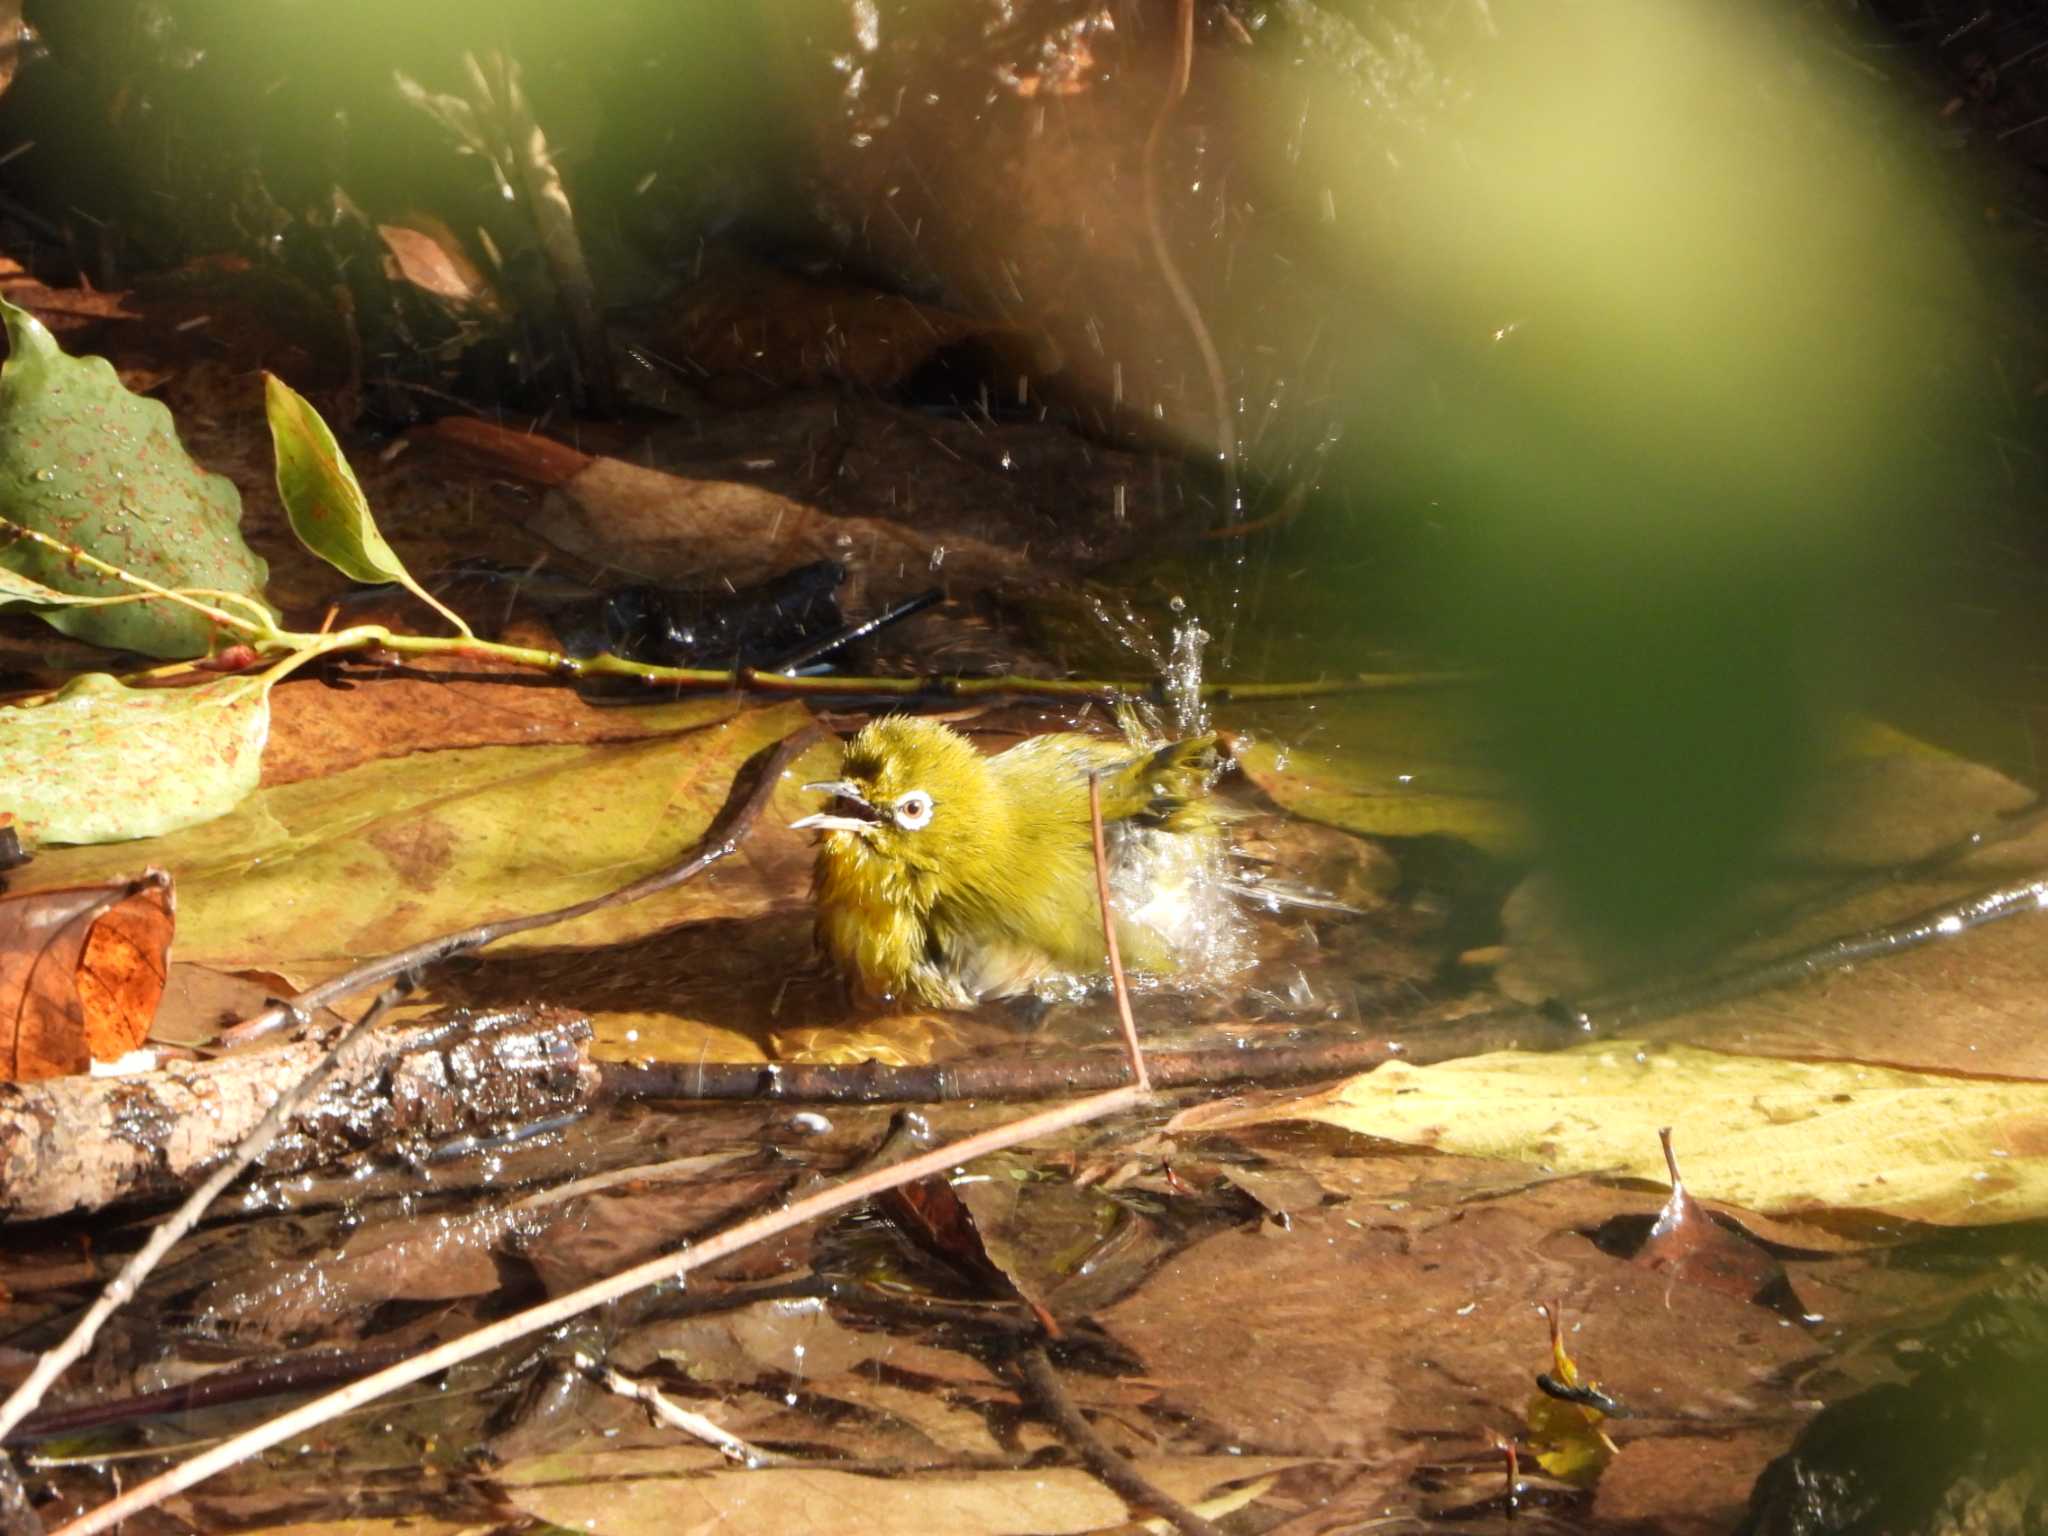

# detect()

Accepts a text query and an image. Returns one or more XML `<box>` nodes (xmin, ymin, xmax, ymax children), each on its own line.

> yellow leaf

<box><xmin>1203</xmin><ymin>1041</ymin><xmax>2048</xmax><ymax>1226</ymax></box>
<box><xmin>13</xmin><ymin>701</ymin><xmax>819</xmax><ymax>968</ymax></box>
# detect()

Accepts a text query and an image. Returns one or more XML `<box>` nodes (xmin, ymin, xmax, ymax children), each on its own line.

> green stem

<box><xmin>0</xmin><ymin>518</ymin><xmax>273</xmax><ymax>638</ymax></box>
<box><xmin>6</xmin><ymin>513</ymin><xmax>1476</xmax><ymax>705</ymax></box>
<box><xmin>297</xmin><ymin>625</ymin><xmax>1475</xmax><ymax>701</ymax></box>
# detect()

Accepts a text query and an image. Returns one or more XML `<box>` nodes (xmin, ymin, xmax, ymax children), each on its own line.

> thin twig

<box><xmin>45</xmin><ymin>1083</ymin><xmax>1149</xmax><ymax>1536</ymax></box>
<box><xmin>599</xmin><ymin>1017</ymin><xmax>1543</xmax><ymax>1104</ymax></box>
<box><xmin>329</xmin><ymin>634</ymin><xmax>1470</xmax><ymax>705</ymax></box>
<box><xmin>586</xmin><ymin>1357</ymin><xmax>787</xmax><ymax>1467</ymax></box>
<box><xmin>1088</xmin><ymin>772</ymin><xmax>1150</xmax><ymax>1091</ymax></box>
<box><xmin>0</xmin><ymin>979</ymin><xmax>415</xmax><ymax>1447</ymax></box>
<box><xmin>220</xmin><ymin>726</ymin><xmax>821</xmax><ymax>1044</ymax></box>
<box><xmin>1016</xmin><ymin>1344</ymin><xmax>1225</xmax><ymax>1536</ymax></box>
<box><xmin>1561</xmin><ymin>868</ymin><xmax>2048</xmax><ymax>1034</ymax></box>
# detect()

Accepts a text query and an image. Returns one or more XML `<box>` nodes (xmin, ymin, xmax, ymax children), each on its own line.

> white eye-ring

<box><xmin>892</xmin><ymin>790</ymin><xmax>934</xmax><ymax>830</ymax></box>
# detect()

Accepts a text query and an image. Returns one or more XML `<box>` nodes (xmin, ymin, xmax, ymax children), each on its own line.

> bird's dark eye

<box><xmin>892</xmin><ymin>791</ymin><xmax>933</xmax><ymax>830</ymax></box>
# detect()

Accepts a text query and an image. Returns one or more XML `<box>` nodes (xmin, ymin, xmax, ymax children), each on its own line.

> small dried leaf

<box><xmin>1</xmin><ymin>870</ymin><xmax>172</xmax><ymax>1081</ymax></box>
<box><xmin>1628</xmin><ymin>1127</ymin><xmax>1808</xmax><ymax>1320</ymax></box>
<box><xmin>881</xmin><ymin>1174</ymin><xmax>1019</xmax><ymax>1298</ymax></box>
<box><xmin>377</xmin><ymin>217</ymin><xmax>498</xmax><ymax>309</ymax></box>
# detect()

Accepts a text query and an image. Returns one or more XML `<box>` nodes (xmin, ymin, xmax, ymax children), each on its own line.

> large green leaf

<box><xmin>264</xmin><ymin>372</ymin><xmax>470</xmax><ymax>635</ymax></box>
<box><xmin>0</xmin><ymin>672</ymin><xmax>272</xmax><ymax>846</ymax></box>
<box><xmin>0</xmin><ymin>296</ymin><xmax>272</xmax><ymax>657</ymax></box>
<box><xmin>12</xmin><ymin>701</ymin><xmax>818</xmax><ymax>967</ymax></box>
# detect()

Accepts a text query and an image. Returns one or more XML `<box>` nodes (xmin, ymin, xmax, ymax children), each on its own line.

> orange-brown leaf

<box><xmin>1</xmin><ymin>870</ymin><xmax>174</xmax><ymax>1081</ymax></box>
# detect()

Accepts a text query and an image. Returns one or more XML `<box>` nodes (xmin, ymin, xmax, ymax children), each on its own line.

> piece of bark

<box><xmin>0</xmin><ymin>1006</ymin><xmax>596</xmax><ymax>1222</ymax></box>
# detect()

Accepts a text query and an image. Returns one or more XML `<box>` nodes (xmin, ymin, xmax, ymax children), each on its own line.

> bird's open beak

<box><xmin>791</xmin><ymin>780</ymin><xmax>880</xmax><ymax>834</ymax></box>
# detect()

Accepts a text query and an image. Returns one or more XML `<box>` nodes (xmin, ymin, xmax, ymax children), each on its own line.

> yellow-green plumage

<box><xmin>798</xmin><ymin>716</ymin><xmax>1223</xmax><ymax>1008</ymax></box>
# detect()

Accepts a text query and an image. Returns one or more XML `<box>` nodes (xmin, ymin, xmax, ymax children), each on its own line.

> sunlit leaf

<box><xmin>0</xmin><ymin>296</ymin><xmax>272</xmax><ymax>657</ymax></box>
<box><xmin>0</xmin><ymin>671</ymin><xmax>272</xmax><ymax>846</ymax></box>
<box><xmin>12</xmin><ymin>701</ymin><xmax>821</xmax><ymax>970</ymax></box>
<box><xmin>1</xmin><ymin>870</ymin><xmax>172</xmax><ymax>1082</ymax></box>
<box><xmin>1202</xmin><ymin>1041</ymin><xmax>2048</xmax><ymax>1227</ymax></box>
<box><xmin>263</xmin><ymin>371</ymin><xmax>471</xmax><ymax>635</ymax></box>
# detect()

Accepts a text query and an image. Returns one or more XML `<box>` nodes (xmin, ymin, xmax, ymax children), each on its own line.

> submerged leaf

<box><xmin>0</xmin><ymin>296</ymin><xmax>271</xmax><ymax>656</ymax></box>
<box><xmin>264</xmin><ymin>372</ymin><xmax>471</xmax><ymax>635</ymax></box>
<box><xmin>1205</xmin><ymin>1042</ymin><xmax>2048</xmax><ymax>1226</ymax></box>
<box><xmin>495</xmin><ymin>1447</ymin><xmax>1295</xmax><ymax>1536</ymax></box>
<box><xmin>1234</xmin><ymin>694</ymin><xmax>1527</xmax><ymax>854</ymax></box>
<box><xmin>0</xmin><ymin>671</ymin><xmax>272</xmax><ymax>846</ymax></box>
<box><xmin>11</xmin><ymin>701</ymin><xmax>818</xmax><ymax>969</ymax></box>
<box><xmin>1627</xmin><ymin>1126</ymin><xmax>1807</xmax><ymax>1319</ymax></box>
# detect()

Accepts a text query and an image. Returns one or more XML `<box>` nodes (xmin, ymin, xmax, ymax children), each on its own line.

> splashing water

<box><xmin>1084</xmin><ymin>593</ymin><xmax>1211</xmax><ymax>738</ymax></box>
<box><xmin>1161</xmin><ymin>604</ymin><xmax>1211</xmax><ymax>739</ymax></box>
<box><xmin>1048</xmin><ymin>596</ymin><xmax>1250</xmax><ymax>999</ymax></box>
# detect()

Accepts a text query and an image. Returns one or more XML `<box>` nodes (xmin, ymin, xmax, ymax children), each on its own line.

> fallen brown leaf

<box><xmin>1</xmin><ymin>870</ymin><xmax>173</xmax><ymax>1081</ymax></box>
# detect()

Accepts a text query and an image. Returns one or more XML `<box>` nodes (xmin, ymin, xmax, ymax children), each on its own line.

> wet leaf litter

<box><xmin>3</xmin><ymin>7</ymin><xmax>2048</xmax><ymax>1533</ymax></box>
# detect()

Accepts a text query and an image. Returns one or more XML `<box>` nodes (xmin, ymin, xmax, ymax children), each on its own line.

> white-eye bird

<box><xmin>793</xmin><ymin>715</ymin><xmax>1228</xmax><ymax>1008</ymax></box>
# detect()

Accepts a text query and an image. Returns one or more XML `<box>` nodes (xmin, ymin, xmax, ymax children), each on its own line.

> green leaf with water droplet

<box><xmin>0</xmin><ymin>562</ymin><xmax>99</xmax><ymax>607</ymax></box>
<box><xmin>264</xmin><ymin>372</ymin><xmax>471</xmax><ymax>636</ymax></box>
<box><xmin>0</xmin><ymin>671</ymin><xmax>272</xmax><ymax>846</ymax></box>
<box><xmin>0</xmin><ymin>296</ymin><xmax>273</xmax><ymax>657</ymax></box>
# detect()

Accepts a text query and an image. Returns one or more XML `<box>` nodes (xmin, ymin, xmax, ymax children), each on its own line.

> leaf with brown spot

<box><xmin>1</xmin><ymin>869</ymin><xmax>173</xmax><ymax>1081</ymax></box>
<box><xmin>0</xmin><ymin>295</ymin><xmax>272</xmax><ymax>657</ymax></box>
<box><xmin>0</xmin><ymin>670</ymin><xmax>274</xmax><ymax>847</ymax></box>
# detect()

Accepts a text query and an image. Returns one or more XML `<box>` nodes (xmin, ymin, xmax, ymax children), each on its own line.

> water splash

<box><xmin>1084</xmin><ymin>592</ymin><xmax>1211</xmax><ymax>738</ymax></box>
<box><xmin>1050</xmin><ymin>596</ymin><xmax>1249</xmax><ymax>998</ymax></box>
<box><xmin>1160</xmin><ymin>603</ymin><xmax>1212</xmax><ymax>739</ymax></box>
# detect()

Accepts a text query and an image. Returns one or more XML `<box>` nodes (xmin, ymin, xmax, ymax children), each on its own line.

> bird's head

<box><xmin>792</xmin><ymin>716</ymin><xmax>998</xmax><ymax>875</ymax></box>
